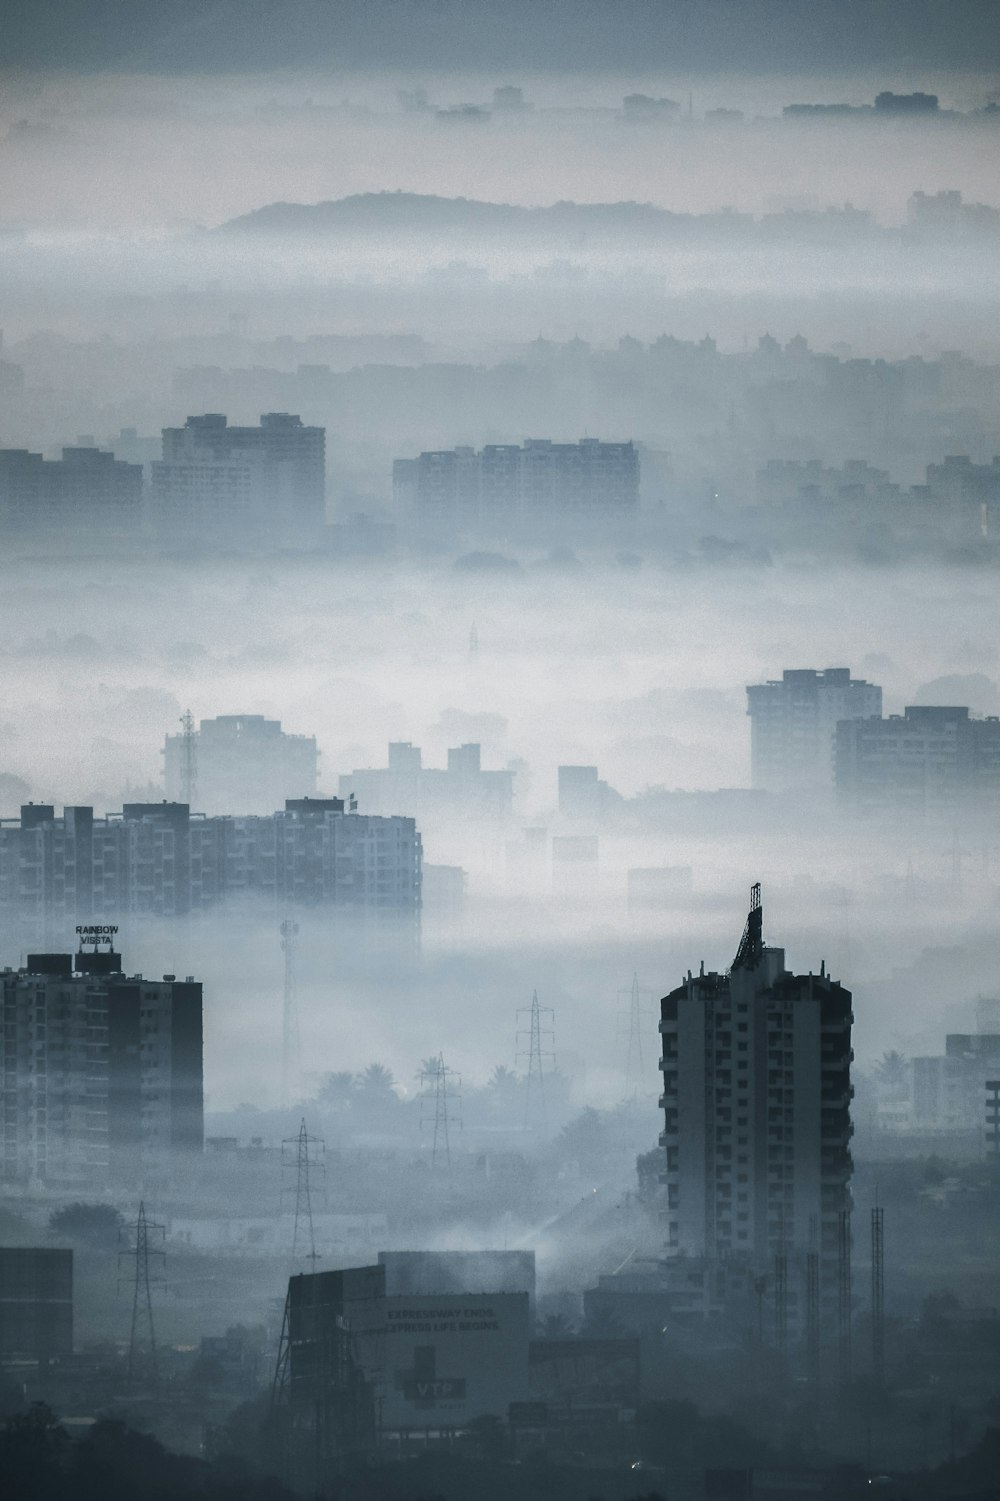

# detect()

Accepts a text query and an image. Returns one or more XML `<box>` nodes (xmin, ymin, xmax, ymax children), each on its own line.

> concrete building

<box><xmin>163</xmin><ymin>714</ymin><xmax>319</xmax><ymax>814</ymax></box>
<box><xmin>151</xmin><ymin>412</ymin><xmax>325</xmax><ymax>544</ymax></box>
<box><xmin>340</xmin><ymin>742</ymin><xmax>513</xmax><ymax>823</ymax></box>
<box><xmin>746</xmin><ymin>667</ymin><xmax>882</xmax><ymax>794</ymax></box>
<box><xmin>0</xmin><ymin>800</ymin><xmax>422</xmax><ymax>948</ymax></box>
<box><xmin>557</xmin><ymin>765</ymin><xmax>622</xmax><ymax>821</ymax></box>
<box><xmin>393</xmin><ymin>439</ymin><xmax>639</xmax><ymax>531</ymax></box>
<box><xmin>0</xmin><ymin>1248</ymin><xmax>73</xmax><ymax>1361</ymax></box>
<box><xmin>659</xmin><ymin>887</ymin><xmax>853</xmax><ymax>1304</ymax></box>
<box><xmin>0</xmin><ymin>947</ymin><xmax>203</xmax><ymax>1187</ymax></box>
<box><xmin>0</xmin><ymin>446</ymin><xmax>142</xmax><ymax>534</ymax></box>
<box><xmin>835</xmin><ymin>705</ymin><xmax>1000</xmax><ymax>819</ymax></box>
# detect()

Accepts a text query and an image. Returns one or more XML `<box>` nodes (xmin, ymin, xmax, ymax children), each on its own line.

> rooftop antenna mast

<box><xmin>732</xmin><ymin>882</ymin><xmax>763</xmax><ymax>971</ymax></box>
<box><xmin>420</xmin><ymin>1053</ymin><xmax>462</xmax><ymax>1168</ymax></box>
<box><xmin>282</xmin><ymin>1118</ymin><xmax>325</xmax><ymax>1264</ymax></box>
<box><xmin>280</xmin><ymin>918</ymin><xmax>301</xmax><ymax>1108</ymax></box>
<box><xmin>179</xmin><ymin>709</ymin><xmax>197</xmax><ymax>807</ymax></box>
<box><xmin>517</xmin><ymin>990</ymin><xmax>555</xmax><ymax>1134</ymax></box>
<box><xmin>119</xmin><ymin>1201</ymin><xmax>165</xmax><ymax>1388</ymax></box>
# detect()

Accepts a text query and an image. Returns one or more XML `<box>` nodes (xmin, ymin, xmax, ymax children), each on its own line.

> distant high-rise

<box><xmin>163</xmin><ymin>714</ymin><xmax>318</xmax><ymax>814</ymax></box>
<box><xmin>340</xmin><ymin>742</ymin><xmax>513</xmax><ymax>821</ymax></box>
<box><xmin>0</xmin><ymin>446</ymin><xmax>142</xmax><ymax>535</ymax></box>
<box><xmin>0</xmin><ymin>947</ymin><xmax>203</xmax><ymax>1187</ymax></box>
<box><xmin>393</xmin><ymin>438</ymin><xmax>639</xmax><ymax>531</ymax></box>
<box><xmin>151</xmin><ymin>412</ymin><xmax>325</xmax><ymax>544</ymax></box>
<box><xmin>659</xmin><ymin>887</ymin><xmax>853</xmax><ymax>1301</ymax></box>
<box><xmin>746</xmin><ymin>667</ymin><xmax>882</xmax><ymax>794</ymax></box>
<box><xmin>836</xmin><ymin>705</ymin><xmax>1000</xmax><ymax>818</ymax></box>
<box><xmin>0</xmin><ymin>800</ymin><xmax>422</xmax><ymax>948</ymax></box>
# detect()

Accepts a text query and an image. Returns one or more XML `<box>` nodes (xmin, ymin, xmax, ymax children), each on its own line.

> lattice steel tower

<box><xmin>119</xmin><ymin>1201</ymin><xmax>165</xmax><ymax>1388</ymax></box>
<box><xmin>179</xmin><ymin>709</ymin><xmax>198</xmax><ymax>806</ymax></box>
<box><xmin>618</xmin><ymin>973</ymin><xmax>654</xmax><ymax>1096</ymax></box>
<box><xmin>282</xmin><ymin>1119</ymin><xmax>326</xmax><ymax>1263</ymax></box>
<box><xmin>517</xmin><ymin>990</ymin><xmax>555</xmax><ymax>1134</ymax></box>
<box><xmin>420</xmin><ymin>1053</ymin><xmax>462</xmax><ymax>1168</ymax></box>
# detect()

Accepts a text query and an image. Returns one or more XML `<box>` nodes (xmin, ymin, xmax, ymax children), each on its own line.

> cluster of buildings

<box><xmin>163</xmin><ymin>713</ymin><xmax>319</xmax><ymax>815</ymax></box>
<box><xmin>0</xmin><ymin>413</ymin><xmax>325</xmax><ymax>545</ymax></box>
<box><xmin>339</xmin><ymin>741</ymin><xmax>514</xmax><ymax>822</ymax></box>
<box><xmin>392</xmin><ymin>439</ymin><xmax>639</xmax><ymax>531</ymax></box>
<box><xmin>747</xmin><ymin>666</ymin><xmax>1000</xmax><ymax>820</ymax></box>
<box><xmin>1</xmin><ymin>944</ymin><xmax>203</xmax><ymax>1189</ymax></box>
<box><xmin>756</xmin><ymin>454</ymin><xmax>1000</xmax><ymax>543</ymax></box>
<box><xmin>873</xmin><ymin>998</ymin><xmax>1000</xmax><ymax>1145</ymax></box>
<box><xmin>0</xmin><ymin>799</ymin><xmax>421</xmax><ymax>948</ymax></box>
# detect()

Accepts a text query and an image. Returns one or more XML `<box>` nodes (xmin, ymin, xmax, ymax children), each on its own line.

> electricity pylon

<box><xmin>118</xmin><ymin>1201</ymin><xmax>165</xmax><ymax>1388</ymax></box>
<box><xmin>617</xmin><ymin>973</ymin><xmax>654</xmax><ymax>1097</ymax></box>
<box><xmin>517</xmin><ymin>990</ymin><xmax>554</xmax><ymax>1134</ymax></box>
<box><xmin>419</xmin><ymin>1053</ymin><xmax>462</xmax><ymax>1168</ymax></box>
<box><xmin>179</xmin><ymin>709</ymin><xmax>197</xmax><ymax>806</ymax></box>
<box><xmin>282</xmin><ymin>1119</ymin><xmax>325</xmax><ymax>1263</ymax></box>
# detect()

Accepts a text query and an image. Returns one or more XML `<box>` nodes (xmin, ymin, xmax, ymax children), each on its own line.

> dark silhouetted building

<box><xmin>0</xmin><ymin>948</ymin><xmax>202</xmax><ymax>1186</ymax></box>
<box><xmin>0</xmin><ymin>1248</ymin><xmax>73</xmax><ymax>1360</ymax></box>
<box><xmin>659</xmin><ymin>888</ymin><xmax>853</xmax><ymax>1307</ymax></box>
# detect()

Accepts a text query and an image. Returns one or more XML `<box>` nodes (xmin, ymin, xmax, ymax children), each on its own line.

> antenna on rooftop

<box><xmin>179</xmin><ymin>709</ymin><xmax>197</xmax><ymax>807</ymax></box>
<box><xmin>732</xmin><ymin>881</ymin><xmax>763</xmax><ymax>971</ymax></box>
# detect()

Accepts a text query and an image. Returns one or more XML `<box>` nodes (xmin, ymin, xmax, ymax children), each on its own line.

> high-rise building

<box><xmin>163</xmin><ymin>714</ymin><xmax>319</xmax><ymax>814</ymax></box>
<box><xmin>340</xmin><ymin>742</ymin><xmax>513</xmax><ymax>822</ymax></box>
<box><xmin>0</xmin><ymin>946</ymin><xmax>203</xmax><ymax>1187</ymax></box>
<box><xmin>393</xmin><ymin>438</ymin><xmax>639</xmax><ymax>531</ymax></box>
<box><xmin>0</xmin><ymin>446</ymin><xmax>142</xmax><ymax>535</ymax></box>
<box><xmin>659</xmin><ymin>887</ymin><xmax>853</xmax><ymax>1304</ymax></box>
<box><xmin>746</xmin><ymin>667</ymin><xmax>882</xmax><ymax>793</ymax></box>
<box><xmin>151</xmin><ymin>412</ymin><xmax>325</xmax><ymax>544</ymax></box>
<box><xmin>0</xmin><ymin>1248</ymin><xmax>73</xmax><ymax>1360</ymax></box>
<box><xmin>836</xmin><ymin>705</ymin><xmax>1000</xmax><ymax>818</ymax></box>
<box><xmin>0</xmin><ymin>800</ymin><xmax>422</xmax><ymax>948</ymax></box>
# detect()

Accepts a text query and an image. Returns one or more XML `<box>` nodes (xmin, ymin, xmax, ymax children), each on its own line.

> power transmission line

<box><xmin>419</xmin><ymin>1053</ymin><xmax>462</xmax><ymax>1168</ymax></box>
<box><xmin>282</xmin><ymin>1119</ymin><xmax>326</xmax><ymax>1264</ymax></box>
<box><xmin>517</xmin><ymin>990</ymin><xmax>554</xmax><ymax>1134</ymax></box>
<box><xmin>616</xmin><ymin>973</ymin><xmax>654</xmax><ymax>1096</ymax></box>
<box><xmin>118</xmin><ymin>1201</ymin><xmax>165</xmax><ymax>1388</ymax></box>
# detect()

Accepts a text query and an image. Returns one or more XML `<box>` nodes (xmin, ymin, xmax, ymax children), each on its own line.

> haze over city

<box><xmin>1</xmin><ymin>4</ymin><xmax>999</xmax><ymax>1499</ymax></box>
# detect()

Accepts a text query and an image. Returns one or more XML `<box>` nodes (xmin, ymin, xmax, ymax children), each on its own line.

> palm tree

<box><xmin>538</xmin><ymin>1312</ymin><xmax>574</xmax><ymax>1339</ymax></box>
<box><xmin>357</xmin><ymin>1063</ymin><xmax>397</xmax><ymax>1096</ymax></box>
<box><xmin>318</xmin><ymin>1071</ymin><xmax>356</xmax><ymax>1110</ymax></box>
<box><xmin>874</xmin><ymin>1050</ymin><xmax>908</xmax><ymax>1096</ymax></box>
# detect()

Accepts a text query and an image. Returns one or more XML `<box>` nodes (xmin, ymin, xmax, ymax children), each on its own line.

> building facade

<box><xmin>836</xmin><ymin>705</ymin><xmax>1000</xmax><ymax>819</ymax></box>
<box><xmin>340</xmin><ymin>742</ymin><xmax>513</xmax><ymax>823</ymax></box>
<box><xmin>163</xmin><ymin>714</ymin><xmax>319</xmax><ymax>814</ymax></box>
<box><xmin>0</xmin><ymin>446</ymin><xmax>142</xmax><ymax>535</ymax></box>
<box><xmin>0</xmin><ymin>800</ymin><xmax>422</xmax><ymax>948</ymax></box>
<box><xmin>659</xmin><ymin>888</ymin><xmax>853</xmax><ymax>1306</ymax></box>
<box><xmin>151</xmin><ymin>412</ymin><xmax>325</xmax><ymax>543</ymax></box>
<box><xmin>393</xmin><ymin>438</ymin><xmax>639</xmax><ymax>531</ymax></box>
<box><xmin>746</xmin><ymin>667</ymin><xmax>882</xmax><ymax>793</ymax></box>
<box><xmin>0</xmin><ymin>947</ymin><xmax>203</xmax><ymax>1188</ymax></box>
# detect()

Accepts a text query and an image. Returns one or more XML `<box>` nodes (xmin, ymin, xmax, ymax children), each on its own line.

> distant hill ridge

<box><xmin>216</xmin><ymin>193</ymin><xmax>737</xmax><ymax>236</ymax></box>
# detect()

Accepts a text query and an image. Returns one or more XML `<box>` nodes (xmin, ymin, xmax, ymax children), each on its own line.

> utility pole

<box><xmin>282</xmin><ymin>1119</ymin><xmax>325</xmax><ymax>1264</ymax></box>
<box><xmin>119</xmin><ymin>1202</ymin><xmax>165</xmax><ymax>1388</ymax></box>
<box><xmin>280</xmin><ymin>918</ymin><xmax>301</xmax><ymax>1108</ymax></box>
<box><xmin>179</xmin><ymin>709</ymin><xmax>197</xmax><ymax>807</ymax></box>
<box><xmin>419</xmin><ymin>1053</ymin><xmax>462</xmax><ymax>1168</ymax></box>
<box><xmin>517</xmin><ymin>990</ymin><xmax>554</xmax><ymax>1134</ymax></box>
<box><xmin>617</xmin><ymin>973</ymin><xmax>653</xmax><ymax>1096</ymax></box>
